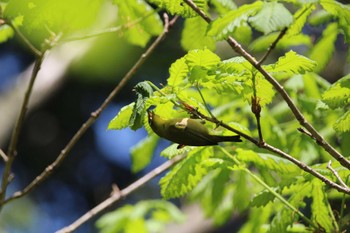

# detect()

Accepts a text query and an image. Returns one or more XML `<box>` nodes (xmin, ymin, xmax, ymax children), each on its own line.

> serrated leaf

<box><xmin>334</xmin><ymin>110</ymin><xmax>350</xmax><ymax>133</ymax></box>
<box><xmin>167</xmin><ymin>57</ymin><xmax>189</xmax><ymax>87</ymax></box>
<box><xmin>160</xmin><ymin>147</ymin><xmax>211</xmax><ymax>199</ymax></box>
<box><xmin>321</xmin><ymin>74</ymin><xmax>350</xmax><ymax>109</ymax></box>
<box><xmin>250</xmin><ymin>190</ymin><xmax>276</xmax><ymax>207</ymax></box>
<box><xmin>108</xmin><ymin>103</ymin><xmax>135</xmax><ymax>130</ymax></box>
<box><xmin>311</xmin><ymin>180</ymin><xmax>334</xmax><ymax>232</ymax></box>
<box><xmin>185</xmin><ymin>48</ymin><xmax>221</xmax><ymax>70</ymax></box>
<box><xmin>208</xmin><ymin>1</ymin><xmax>263</xmax><ymax>40</ymax></box>
<box><xmin>211</xmin><ymin>0</ymin><xmax>237</xmax><ymax>15</ymax></box>
<box><xmin>181</xmin><ymin>17</ymin><xmax>216</xmax><ymax>51</ymax></box>
<box><xmin>113</xmin><ymin>0</ymin><xmax>163</xmax><ymax>47</ymax></box>
<box><xmin>287</xmin><ymin>4</ymin><xmax>316</xmax><ymax>36</ymax></box>
<box><xmin>249</xmin><ymin>2</ymin><xmax>293</xmax><ymax>35</ymax></box>
<box><xmin>160</xmin><ymin>144</ymin><xmax>191</xmax><ymax>159</ymax></box>
<box><xmin>310</xmin><ymin>22</ymin><xmax>337</xmax><ymax>73</ymax></box>
<box><xmin>130</xmin><ymin>134</ymin><xmax>158</xmax><ymax>173</ymax></box>
<box><xmin>264</xmin><ymin>50</ymin><xmax>317</xmax><ymax>75</ymax></box>
<box><xmin>249</xmin><ymin>74</ymin><xmax>276</xmax><ymax>106</ymax></box>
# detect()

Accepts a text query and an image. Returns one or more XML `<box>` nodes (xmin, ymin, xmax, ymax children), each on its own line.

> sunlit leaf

<box><xmin>185</xmin><ymin>48</ymin><xmax>221</xmax><ymax>70</ymax></box>
<box><xmin>249</xmin><ymin>2</ymin><xmax>293</xmax><ymax>35</ymax></box>
<box><xmin>334</xmin><ymin>110</ymin><xmax>350</xmax><ymax>133</ymax></box>
<box><xmin>287</xmin><ymin>3</ymin><xmax>316</xmax><ymax>36</ymax></box>
<box><xmin>167</xmin><ymin>57</ymin><xmax>189</xmax><ymax>87</ymax></box>
<box><xmin>130</xmin><ymin>134</ymin><xmax>158</xmax><ymax>173</ymax></box>
<box><xmin>108</xmin><ymin>103</ymin><xmax>135</xmax><ymax>130</ymax></box>
<box><xmin>149</xmin><ymin>0</ymin><xmax>207</xmax><ymax>18</ymax></box>
<box><xmin>321</xmin><ymin>74</ymin><xmax>350</xmax><ymax>109</ymax></box>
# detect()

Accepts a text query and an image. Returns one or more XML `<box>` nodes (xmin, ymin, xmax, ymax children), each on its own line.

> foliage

<box><xmin>2</xmin><ymin>0</ymin><xmax>350</xmax><ymax>232</ymax></box>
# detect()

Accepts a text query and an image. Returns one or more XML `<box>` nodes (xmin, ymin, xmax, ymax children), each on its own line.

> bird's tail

<box><xmin>213</xmin><ymin>135</ymin><xmax>242</xmax><ymax>142</ymax></box>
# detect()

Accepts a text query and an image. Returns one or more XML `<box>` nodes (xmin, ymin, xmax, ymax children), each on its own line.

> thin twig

<box><xmin>327</xmin><ymin>161</ymin><xmax>349</xmax><ymax>189</ymax></box>
<box><xmin>183</xmin><ymin>0</ymin><xmax>350</xmax><ymax>170</ymax></box>
<box><xmin>56</xmin><ymin>155</ymin><xmax>185</xmax><ymax>233</ymax></box>
<box><xmin>61</xmin><ymin>10</ymin><xmax>160</xmax><ymax>42</ymax></box>
<box><xmin>220</xmin><ymin>147</ymin><xmax>317</xmax><ymax>229</ymax></box>
<box><xmin>258</xmin><ymin>27</ymin><xmax>288</xmax><ymax>65</ymax></box>
<box><xmin>1</xmin><ymin>13</ymin><xmax>178</xmax><ymax>206</ymax></box>
<box><xmin>0</xmin><ymin>149</ymin><xmax>8</xmax><ymax>162</ymax></box>
<box><xmin>0</xmin><ymin>54</ymin><xmax>45</xmax><ymax>206</ymax></box>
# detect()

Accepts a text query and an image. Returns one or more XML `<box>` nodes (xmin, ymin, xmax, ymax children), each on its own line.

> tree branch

<box><xmin>0</xmin><ymin>54</ymin><xmax>45</xmax><ymax>207</ymax></box>
<box><xmin>183</xmin><ymin>0</ymin><xmax>350</xmax><ymax>170</ymax></box>
<box><xmin>327</xmin><ymin>160</ymin><xmax>349</xmax><ymax>189</ymax></box>
<box><xmin>56</xmin><ymin>155</ymin><xmax>185</xmax><ymax>233</ymax></box>
<box><xmin>1</xmin><ymin>13</ymin><xmax>178</xmax><ymax>206</ymax></box>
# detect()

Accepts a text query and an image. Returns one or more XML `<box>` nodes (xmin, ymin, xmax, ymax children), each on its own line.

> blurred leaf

<box><xmin>0</xmin><ymin>23</ymin><xmax>13</xmax><ymax>43</ymax></box>
<box><xmin>113</xmin><ymin>0</ymin><xmax>163</xmax><ymax>47</ymax></box>
<box><xmin>249</xmin><ymin>2</ymin><xmax>293</xmax><ymax>35</ymax></box>
<box><xmin>309</xmin><ymin>23</ymin><xmax>338</xmax><ymax>73</ymax></box>
<box><xmin>130</xmin><ymin>134</ymin><xmax>158</xmax><ymax>173</ymax></box>
<box><xmin>160</xmin><ymin>144</ymin><xmax>191</xmax><ymax>159</ymax></box>
<box><xmin>160</xmin><ymin>147</ymin><xmax>211</xmax><ymax>199</ymax></box>
<box><xmin>208</xmin><ymin>1</ymin><xmax>263</xmax><ymax>40</ymax></box>
<box><xmin>287</xmin><ymin>3</ymin><xmax>316</xmax><ymax>36</ymax></box>
<box><xmin>308</xmin><ymin>10</ymin><xmax>333</xmax><ymax>26</ymax></box>
<box><xmin>250</xmin><ymin>190</ymin><xmax>276</xmax><ymax>207</ymax></box>
<box><xmin>108</xmin><ymin>103</ymin><xmax>135</xmax><ymax>130</ymax></box>
<box><xmin>181</xmin><ymin>16</ymin><xmax>216</xmax><ymax>51</ymax></box>
<box><xmin>210</xmin><ymin>0</ymin><xmax>236</xmax><ymax>15</ymax></box>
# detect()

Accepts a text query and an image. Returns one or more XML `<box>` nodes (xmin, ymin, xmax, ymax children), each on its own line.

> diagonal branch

<box><xmin>183</xmin><ymin>0</ymin><xmax>350</xmax><ymax>170</ymax></box>
<box><xmin>1</xmin><ymin>13</ymin><xmax>178</xmax><ymax>206</ymax></box>
<box><xmin>56</xmin><ymin>155</ymin><xmax>185</xmax><ymax>233</ymax></box>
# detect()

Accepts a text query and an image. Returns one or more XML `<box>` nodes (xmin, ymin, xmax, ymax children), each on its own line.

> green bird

<box><xmin>147</xmin><ymin>110</ymin><xmax>242</xmax><ymax>148</ymax></box>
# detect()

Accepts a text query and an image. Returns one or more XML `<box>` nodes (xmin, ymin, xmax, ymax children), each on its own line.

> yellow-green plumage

<box><xmin>147</xmin><ymin>111</ymin><xmax>241</xmax><ymax>148</ymax></box>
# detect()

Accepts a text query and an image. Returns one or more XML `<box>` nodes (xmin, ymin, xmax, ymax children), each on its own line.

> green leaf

<box><xmin>108</xmin><ymin>103</ymin><xmax>135</xmax><ymax>130</ymax></box>
<box><xmin>181</xmin><ymin>17</ymin><xmax>216</xmax><ymax>51</ymax></box>
<box><xmin>311</xmin><ymin>180</ymin><xmax>334</xmax><ymax>232</ymax></box>
<box><xmin>249</xmin><ymin>2</ymin><xmax>293</xmax><ymax>35</ymax></box>
<box><xmin>149</xmin><ymin>0</ymin><xmax>207</xmax><ymax>18</ymax></box>
<box><xmin>264</xmin><ymin>50</ymin><xmax>317</xmax><ymax>75</ymax></box>
<box><xmin>309</xmin><ymin>23</ymin><xmax>338</xmax><ymax>73</ymax></box>
<box><xmin>321</xmin><ymin>0</ymin><xmax>350</xmax><ymax>43</ymax></box>
<box><xmin>167</xmin><ymin>57</ymin><xmax>189</xmax><ymax>87</ymax></box>
<box><xmin>130</xmin><ymin>134</ymin><xmax>158</xmax><ymax>173</ymax></box>
<box><xmin>208</xmin><ymin>1</ymin><xmax>263</xmax><ymax>40</ymax></box>
<box><xmin>210</xmin><ymin>0</ymin><xmax>237</xmax><ymax>15</ymax></box>
<box><xmin>0</xmin><ymin>23</ymin><xmax>14</xmax><ymax>43</ymax></box>
<box><xmin>160</xmin><ymin>147</ymin><xmax>211</xmax><ymax>199</ymax></box>
<box><xmin>160</xmin><ymin>144</ymin><xmax>191</xmax><ymax>159</ymax></box>
<box><xmin>308</xmin><ymin>10</ymin><xmax>333</xmax><ymax>26</ymax></box>
<box><xmin>113</xmin><ymin>0</ymin><xmax>163</xmax><ymax>47</ymax></box>
<box><xmin>130</xmin><ymin>81</ymin><xmax>153</xmax><ymax>131</ymax></box>
<box><xmin>286</xmin><ymin>4</ymin><xmax>316</xmax><ymax>36</ymax></box>
<box><xmin>250</xmin><ymin>190</ymin><xmax>276</xmax><ymax>207</ymax></box>
<box><xmin>303</xmin><ymin>73</ymin><xmax>321</xmax><ymax>99</ymax></box>
<box><xmin>321</xmin><ymin>74</ymin><xmax>350</xmax><ymax>109</ymax></box>
<box><xmin>334</xmin><ymin>110</ymin><xmax>350</xmax><ymax>133</ymax></box>
<box><xmin>236</xmin><ymin>149</ymin><xmax>299</xmax><ymax>175</ymax></box>
<box><xmin>185</xmin><ymin>48</ymin><xmax>221</xmax><ymax>70</ymax></box>
<box><xmin>250</xmin><ymin>32</ymin><xmax>312</xmax><ymax>52</ymax></box>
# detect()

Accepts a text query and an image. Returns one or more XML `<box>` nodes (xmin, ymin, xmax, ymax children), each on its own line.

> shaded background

<box><xmin>0</xmin><ymin>0</ymin><xmax>349</xmax><ymax>232</ymax></box>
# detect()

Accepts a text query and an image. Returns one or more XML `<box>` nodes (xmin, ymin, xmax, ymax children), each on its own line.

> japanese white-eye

<box><xmin>147</xmin><ymin>110</ymin><xmax>242</xmax><ymax>148</ymax></box>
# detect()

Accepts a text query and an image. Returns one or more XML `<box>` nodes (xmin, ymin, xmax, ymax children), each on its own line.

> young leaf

<box><xmin>130</xmin><ymin>134</ymin><xmax>158</xmax><ymax>173</ymax></box>
<box><xmin>250</xmin><ymin>189</ymin><xmax>276</xmax><ymax>208</ymax></box>
<box><xmin>185</xmin><ymin>48</ymin><xmax>221</xmax><ymax>70</ymax></box>
<box><xmin>249</xmin><ymin>2</ymin><xmax>293</xmax><ymax>35</ymax></box>
<box><xmin>321</xmin><ymin>74</ymin><xmax>350</xmax><ymax>109</ymax></box>
<box><xmin>113</xmin><ymin>0</ymin><xmax>163</xmax><ymax>47</ymax></box>
<box><xmin>208</xmin><ymin>1</ymin><xmax>263</xmax><ymax>40</ymax></box>
<box><xmin>309</xmin><ymin>23</ymin><xmax>338</xmax><ymax>73</ymax></box>
<box><xmin>149</xmin><ymin>0</ymin><xmax>207</xmax><ymax>18</ymax></box>
<box><xmin>287</xmin><ymin>3</ymin><xmax>316</xmax><ymax>36</ymax></box>
<box><xmin>210</xmin><ymin>0</ymin><xmax>237</xmax><ymax>15</ymax></box>
<box><xmin>320</xmin><ymin>0</ymin><xmax>350</xmax><ymax>43</ymax></box>
<box><xmin>311</xmin><ymin>179</ymin><xmax>335</xmax><ymax>232</ymax></box>
<box><xmin>334</xmin><ymin>110</ymin><xmax>350</xmax><ymax>133</ymax></box>
<box><xmin>167</xmin><ymin>57</ymin><xmax>189</xmax><ymax>87</ymax></box>
<box><xmin>160</xmin><ymin>144</ymin><xmax>191</xmax><ymax>159</ymax></box>
<box><xmin>130</xmin><ymin>81</ymin><xmax>153</xmax><ymax>131</ymax></box>
<box><xmin>181</xmin><ymin>17</ymin><xmax>216</xmax><ymax>51</ymax></box>
<box><xmin>108</xmin><ymin>103</ymin><xmax>135</xmax><ymax>130</ymax></box>
<box><xmin>0</xmin><ymin>24</ymin><xmax>14</xmax><ymax>44</ymax></box>
<box><xmin>160</xmin><ymin>147</ymin><xmax>211</xmax><ymax>199</ymax></box>
<box><xmin>264</xmin><ymin>50</ymin><xmax>317</xmax><ymax>75</ymax></box>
